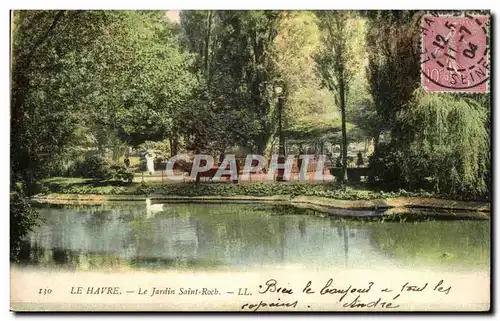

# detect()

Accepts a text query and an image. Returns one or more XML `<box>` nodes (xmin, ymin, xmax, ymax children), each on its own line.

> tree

<box><xmin>179</xmin><ymin>10</ymin><xmax>342</xmax><ymax>158</ymax></box>
<box><xmin>365</xmin><ymin>11</ymin><xmax>490</xmax><ymax>198</ymax></box>
<box><xmin>397</xmin><ymin>90</ymin><xmax>490</xmax><ymax>198</ymax></box>
<box><xmin>10</xmin><ymin>10</ymin><xmax>117</xmax><ymax>261</ymax></box>
<box><xmin>10</xmin><ymin>10</ymin><xmax>119</xmax><ymax>192</ymax></box>
<box><xmin>365</xmin><ymin>11</ymin><xmax>420</xmax><ymax>148</ymax></box>
<box><xmin>179</xmin><ymin>10</ymin><xmax>215</xmax><ymax>81</ymax></box>
<box><xmin>88</xmin><ymin>11</ymin><xmax>197</xmax><ymax>149</ymax></box>
<box><xmin>314</xmin><ymin>11</ymin><xmax>366</xmax><ymax>183</ymax></box>
<box><xmin>10</xmin><ymin>11</ymin><xmax>200</xmax><ymax>256</ymax></box>
<box><xmin>179</xmin><ymin>10</ymin><xmax>240</xmax><ymax>154</ymax></box>
<box><xmin>272</xmin><ymin>11</ymin><xmax>330</xmax><ymax>156</ymax></box>
<box><xmin>180</xmin><ymin>11</ymin><xmax>284</xmax><ymax>155</ymax></box>
<box><xmin>346</xmin><ymin>71</ymin><xmax>379</xmax><ymax>151</ymax></box>
<box><xmin>216</xmin><ymin>11</ymin><xmax>283</xmax><ymax>155</ymax></box>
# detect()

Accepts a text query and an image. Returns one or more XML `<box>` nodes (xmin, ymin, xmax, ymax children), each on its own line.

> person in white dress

<box><xmin>145</xmin><ymin>151</ymin><xmax>155</xmax><ymax>175</ymax></box>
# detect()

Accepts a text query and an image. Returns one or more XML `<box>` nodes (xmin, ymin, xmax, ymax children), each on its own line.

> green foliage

<box><xmin>314</xmin><ymin>11</ymin><xmax>366</xmax><ymax>183</ymax></box>
<box><xmin>72</xmin><ymin>154</ymin><xmax>110</xmax><ymax>179</ymax></box>
<box><xmin>368</xmin><ymin>142</ymin><xmax>408</xmax><ymax>187</ymax></box>
<box><xmin>273</xmin><ymin>11</ymin><xmax>338</xmax><ymax>135</ymax></box>
<box><xmin>398</xmin><ymin>90</ymin><xmax>490</xmax><ymax>198</ymax></box>
<box><xmin>137</xmin><ymin>140</ymin><xmax>170</xmax><ymax>158</ymax></box>
<box><xmin>365</xmin><ymin>11</ymin><xmax>490</xmax><ymax>199</ymax></box>
<box><xmin>180</xmin><ymin>11</ymin><xmax>285</xmax><ymax>154</ymax></box>
<box><xmin>41</xmin><ymin>177</ymin><xmax>438</xmax><ymax>200</ymax></box>
<box><xmin>11</xmin><ymin>10</ymin><xmax>196</xmax><ymax>193</ymax></box>
<box><xmin>314</xmin><ymin>11</ymin><xmax>366</xmax><ymax>97</ymax></box>
<box><xmin>108</xmin><ymin>12</ymin><xmax>197</xmax><ymax>146</ymax></box>
<box><xmin>370</xmin><ymin>91</ymin><xmax>490</xmax><ymax>199</ymax></box>
<box><xmin>284</xmin><ymin>115</ymin><xmax>356</xmax><ymax>144</ymax></box>
<box><xmin>365</xmin><ymin>11</ymin><xmax>421</xmax><ymax>137</ymax></box>
<box><xmin>11</xmin><ymin>11</ymin><xmax>116</xmax><ymax>191</ymax></box>
<box><xmin>108</xmin><ymin>164</ymin><xmax>134</xmax><ymax>183</ymax></box>
<box><xmin>71</xmin><ymin>154</ymin><xmax>133</xmax><ymax>183</ymax></box>
<box><xmin>11</xmin><ymin>10</ymin><xmax>492</xmax><ymax>203</ymax></box>
<box><xmin>10</xmin><ymin>191</ymin><xmax>41</xmax><ymax>261</ymax></box>
<box><xmin>137</xmin><ymin>140</ymin><xmax>171</xmax><ymax>169</ymax></box>
<box><xmin>346</xmin><ymin>71</ymin><xmax>378</xmax><ymax>139</ymax></box>
<box><xmin>61</xmin><ymin>11</ymin><xmax>198</xmax><ymax>148</ymax></box>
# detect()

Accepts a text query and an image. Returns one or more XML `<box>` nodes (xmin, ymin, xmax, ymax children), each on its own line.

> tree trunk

<box><xmin>170</xmin><ymin>137</ymin><xmax>179</xmax><ymax>157</ymax></box>
<box><xmin>256</xmin><ymin>139</ymin><xmax>267</xmax><ymax>156</ymax></box>
<box><xmin>339</xmin><ymin>80</ymin><xmax>348</xmax><ymax>184</ymax></box>
<box><xmin>277</xmin><ymin>95</ymin><xmax>285</xmax><ymax>156</ymax></box>
<box><xmin>195</xmin><ymin>148</ymin><xmax>201</xmax><ymax>184</ymax></box>
<box><xmin>204</xmin><ymin>10</ymin><xmax>213</xmax><ymax>83</ymax></box>
<box><xmin>373</xmin><ymin>130</ymin><xmax>381</xmax><ymax>153</ymax></box>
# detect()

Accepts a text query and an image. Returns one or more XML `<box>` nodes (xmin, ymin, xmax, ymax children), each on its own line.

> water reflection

<box><xmin>15</xmin><ymin>203</ymin><xmax>489</xmax><ymax>272</ymax></box>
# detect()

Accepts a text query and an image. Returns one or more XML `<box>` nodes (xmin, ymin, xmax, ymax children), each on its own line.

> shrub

<box><xmin>73</xmin><ymin>154</ymin><xmax>110</xmax><ymax>179</ymax></box>
<box><xmin>72</xmin><ymin>155</ymin><xmax>133</xmax><ymax>183</ymax></box>
<box><xmin>356</xmin><ymin>152</ymin><xmax>364</xmax><ymax>167</ymax></box>
<box><xmin>108</xmin><ymin>164</ymin><xmax>134</xmax><ymax>183</ymax></box>
<box><xmin>10</xmin><ymin>191</ymin><xmax>41</xmax><ymax>261</ymax></box>
<box><xmin>368</xmin><ymin>142</ymin><xmax>406</xmax><ymax>188</ymax></box>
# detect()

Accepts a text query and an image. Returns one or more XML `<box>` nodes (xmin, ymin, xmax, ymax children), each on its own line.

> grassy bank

<box><xmin>38</xmin><ymin>177</ymin><xmax>441</xmax><ymax>200</ymax></box>
<box><xmin>33</xmin><ymin>177</ymin><xmax>490</xmax><ymax>216</ymax></box>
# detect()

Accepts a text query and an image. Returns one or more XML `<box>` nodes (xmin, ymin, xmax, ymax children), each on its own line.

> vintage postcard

<box><xmin>10</xmin><ymin>9</ymin><xmax>491</xmax><ymax>312</ymax></box>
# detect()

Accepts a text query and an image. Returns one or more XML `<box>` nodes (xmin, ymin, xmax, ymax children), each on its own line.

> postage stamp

<box><xmin>420</xmin><ymin>13</ymin><xmax>490</xmax><ymax>93</ymax></box>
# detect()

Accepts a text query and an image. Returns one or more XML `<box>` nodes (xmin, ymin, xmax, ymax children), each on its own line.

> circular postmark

<box><xmin>420</xmin><ymin>13</ymin><xmax>489</xmax><ymax>93</ymax></box>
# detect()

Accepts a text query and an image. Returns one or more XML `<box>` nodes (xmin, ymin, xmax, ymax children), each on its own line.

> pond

<box><xmin>15</xmin><ymin>202</ymin><xmax>490</xmax><ymax>273</ymax></box>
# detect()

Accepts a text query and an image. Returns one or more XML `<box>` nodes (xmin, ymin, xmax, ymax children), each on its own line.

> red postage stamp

<box><xmin>421</xmin><ymin>13</ymin><xmax>489</xmax><ymax>93</ymax></box>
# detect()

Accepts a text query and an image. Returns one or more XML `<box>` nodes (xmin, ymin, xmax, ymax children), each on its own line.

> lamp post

<box><xmin>275</xmin><ymin>86</ymin><xmax>285</xmax><ymax>182</ymax></box>
<box><xmin>276</xmin><ymin>86</ymin><xmax>285</xmax><ymax>157</ymax></box>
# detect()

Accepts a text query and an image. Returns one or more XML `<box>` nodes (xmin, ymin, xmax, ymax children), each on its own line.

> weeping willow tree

<box><xmin>395</xmin><ymin>89</ymin><xmax>490</xmax><ymax>199</ymax></box>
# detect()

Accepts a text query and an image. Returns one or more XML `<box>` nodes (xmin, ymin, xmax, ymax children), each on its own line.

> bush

<box><xmin>368</xmin><ymin>143</ymin><xmax>406</xmax><ymax>187</ymax></box>
<box><xmin>73</xmin><ymin>154</ymin><xmax>110</xmax><ymax>179</ymax></box>
<box><xmin>10</xmin><ymin>191</ymin><xmax>41</xmax><ymax>261</ymax></box>
<box><xmin>368</xmin><ymin>141</ymin><xmax>481</xmax><ymax>199</ymax></box>
<box><xmin>139</xmin><ymin>158</ymin><xmax>147</xmax><ymax>172</ymax></box>
<box><xmin>72</xmin><ymin>155</ymin><xmax>133</xmax><ymax>183</ymax></box>
<box><xmin>391</xmin><ymin>90</ymin><xmax>490</xmax><ymax>199</ymax></box>
<box><xmin>108</xmin><ymin>164</ymin><xmax>134</xmax><ymax>183</ymax></box>
<box><xmin>356</xmin><ymin>152</ymin><xmax>364</xmax><ymax>167</ymax></box>
<box><xmin>42</xmin><ymin>179</ymin><xmax>439</xmax><ymax>200</ymax></box>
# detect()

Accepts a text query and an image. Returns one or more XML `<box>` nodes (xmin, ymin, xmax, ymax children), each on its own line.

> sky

<box><xmin>165</xmin><ymin>10</ymin><xmax>180</xmax><ymax>23</ymax></box>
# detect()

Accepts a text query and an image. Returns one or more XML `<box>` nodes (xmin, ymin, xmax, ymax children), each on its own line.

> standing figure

<box><xmin>145</xmin><ymin>152</ymin><xmax>155</xmax><ymax>175</ymax></box>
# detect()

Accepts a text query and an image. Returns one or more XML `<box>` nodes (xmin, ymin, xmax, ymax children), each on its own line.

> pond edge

<box><xmin>30</xmin><ymin>193</ymin><xmax>490</xmax><ymax>220</ymax></box>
